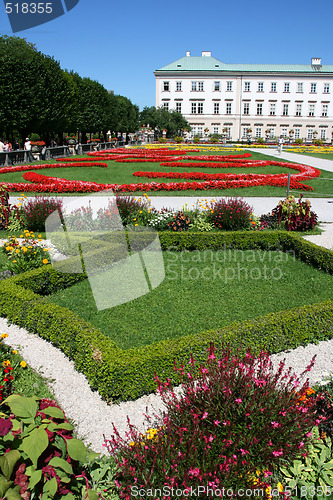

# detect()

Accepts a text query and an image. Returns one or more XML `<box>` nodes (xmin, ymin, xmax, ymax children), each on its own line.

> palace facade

<box><xmin>154</xmin><ymin>51</ymin><xmax>333</xmax><ymax>142</ymax></box>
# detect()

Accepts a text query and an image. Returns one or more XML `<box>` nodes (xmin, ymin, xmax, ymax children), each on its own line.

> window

<box><xmin>310</xmin><ymin>83</ymin><xmax>317</xmax><ymax>93</ymax></box>
<box><xmin>255</xmin><ymin>128</ymin><xmax>262</xmax><ymax>138</ymax></box>
<box><xmin>213</xmin><ymin>126</ymin><xmax>219</xmax><ymax>134</ymax></box>
<box><xmin>324</xmin><ymin>83</ymin><xmax>330</xmax><ymax>93</ymax></box>
<box><xmin>309</xmin><ymin>104</ymin><xmax>315</xmax><ymax>116</ymax></box>
<box><xmin>320</xmin><ymin>129</ymin><xmax>326</xmax><ymax>140</ymax></box>
<box><xmin>163</xmin><ymin>81</ymin><xmax>169</xmax><ymax>91</ymax></box>
<box><xmin>281</xmin><ymin>128</ymin><xmax>288</xmax><ymax>138</ymax></box>
<box><xmin>258</xmin><ymin>82</ymin><xmax>264</xmax><ymax>92</ymax></box>
<box><xmin>244</xmin><ymin>82</ymin><xmax>250</xmax><ymax>92</ymax></box>
<box><xmin>226</xmin><ymin>81</ymin><xmax>232</xmax><ymax>91</ymax></box>
<box><xmin>267</xmin><ymin>128</ymin><xmax>274</xmax><ymax>138</ymax></box>
<box><xmin>294</xmin><ymin>128</ymin><xmax>301</xmax><ymax>139</ymax></box>
<box><xmin>163</xmin><ymin>102</ymin><xmax>169</xmax><ymax>110</ymax></box>
<box><xmin>214</xmin><ymin>81</ymin><xmax>220</xmax><ymax>91</ymax></box>
<box><xmin>322</xmin><ymin>104</ymin><xmax>328</xmax><ymax>117</ymax></box>
<box><xmin>297</xmin><ymin>82</ymin><xmax>303</xmax><ymax>93</ymax></box>
<box><xmin>242</xmin><ymin>127</ymin><xmax>249</xmax><ymax>138</ymax></box>
<box><xmin>270</xmin><ymin>103</ymin><xmax>276</xmax><ymax>115</ymax></box>
<box><xmin>192</xmin><ymin>81</ymin><xmax>204</xmax><ymax>91</ymax></box>
<box><xmin>283</xmin><ymin>103</ymin><xmax>289</xmax><ymax>116</ymax></box>
<box><xmin>271</xmin><ymin>82</ymin><xmax>277</xmax><ymax>92</ymax></box>
<box><xmin>197</xmin><ymin>127</ymin><xmax>203</xmax><ymax>137</ymax></box>
<box><xmin>284</xmin><ymin>82</ymin><xmax>290</xmax><ymax>92</ymax></box>
<box><xmin>226</xmin><ymin>102</ymin><xmax>232</xmax><ymax>114</ymax></box>
<box><xmin>214</xmin><ymin>102</ymin><xmax>220</xmax><ymax>114</ymax></box>
<box><xmin>198</xmin><ymin>102</ymin><xmax>203</xmax><ymax>114</ymax></box>
<box><xmin>191</xmin><ymin>102</ymin><xmax>197</xmax><ymax>114</ymax></box>
<box><xmin>176</xmin><ymin>81</ymin><xmax>182</xmax><ymax>92</ymax></box>
<box><xmin>296</xmin><ymin>103</ymin><xmax>302</xmax><ymax>116</ymax></box>
<box><xmin>224</xmin><ymin>127</ymin><xmax>231</xmax><ymax>138</ymax></box>
<box><xmin>176</xmin><ymin>102</ymin><xmax>182</xmax><ymax>113</ymax></box>
<box><xmin>243</xmin><ymin>102</ymin><xmax>250</xmax><ymax>115</ymax></box>
<box><xmin>307</xmin><ymin>129</ymin><xmax>314</xmax><ymax>140</ymax></box>
<box><xmin>256</xmin><ymin>103</ymin><xmax>263</xmax><ymax>115</ymax></box>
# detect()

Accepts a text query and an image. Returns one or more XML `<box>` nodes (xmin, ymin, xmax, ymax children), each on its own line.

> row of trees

<box><xmin>0</xmin><ymin>36</ymin><xmax>191</xmax><ymax>146</ymax></box>
<box><xmin>0</xmin><ymin>36</ymin><xmax>140</xmax><ymax>145</ymax></box>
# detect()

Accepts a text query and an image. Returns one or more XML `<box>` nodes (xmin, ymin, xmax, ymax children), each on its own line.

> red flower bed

<box><xmin>0</xmin><ymin>149</ymin><xmax>320</xmax><ymax>193</ymax></box>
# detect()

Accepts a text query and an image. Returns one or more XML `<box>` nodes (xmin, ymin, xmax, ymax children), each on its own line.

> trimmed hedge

<box><xmin>0</xmin><ymin>231</ymin><xmax>332</xmax><ymax>402</ymax></box>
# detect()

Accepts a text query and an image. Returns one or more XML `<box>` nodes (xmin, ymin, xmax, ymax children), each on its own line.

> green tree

<box><xmin>108</xmin><ymin>94</ymin><xmax>139</xmax><ymax>137</ymax></box>
<box><xmin>0</xmin><ymin>36</ymin><xmax>74</xmax><ymax>144</ymax></box>
<box><xmin>139</xmin><ymin>106</ymin><xmax>190</xmax><ymax>138</ymax></box>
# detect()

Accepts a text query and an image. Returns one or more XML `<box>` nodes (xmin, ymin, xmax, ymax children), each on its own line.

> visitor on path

<box><xmin>13</xmin><ymin>140</ymin><xmax>20</xmax><ymax>150</ymax></box>
<box><xmin>0</xmin><ymin>139</ymin><xmax>4</xmax><ymax>152</ymax></box>
<box><xmin>24</xmin><ymin>138</ymin><xmax>31</xmax><ymax>151</ymax></box>
<box><xmin>278</xmin><ymin>136</ymin><xmax>284</xmax><ymax>154</ymax></box>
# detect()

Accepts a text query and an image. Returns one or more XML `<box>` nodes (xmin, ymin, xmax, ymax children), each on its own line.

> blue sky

<box><xmin>1</xmin><ymin>0</ymin><xmax>332</xmax><ymax>110</ymax></box>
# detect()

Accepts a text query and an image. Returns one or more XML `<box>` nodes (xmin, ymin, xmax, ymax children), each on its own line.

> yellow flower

<box><xmin>5</xmin><ymin>246</ymin><xmax>11</xmax><ymax>252</ymax></box>
<box><xmin>2</xmin><ymin>360</ymin><xmax>11</xmax><ymax>367</ymax></box>
<box><xmin>15</xmin><ymin>249</ymin><xmax>20</xmax><ymax>254</ymax></box>
<box><xmin>22</xmin><ymin>246</ymin><xmax>27</xmax><ymax>253</ymax></box>
<box><xmin>20</xmin><ymin>360</ymin><xmax>27</xmax><ymax>368</ymax></box>
<box><xmin>20</xmin><ymin>234</ymin><xmax>23</xmax><ymax>237</ymax></box>
<box><xmin>12</xmin><ymin>350</ymin><xmax>17</xmax><ymax>354</ymax></box>
<box><xmin>277</xmin><ymin>483</ymin><xmax>283</xmax><ymax>493</ymax></box>
<box><xmin>1</xmin><ymin>333</ymin><xmax>8</xmax><ymax>339</ymax></box>
<box><xmin>13</xmin><ymin>260</ymin><xmax>17</xmax><ymax>263</ymax></box>
<box><xmin>43</xmin><ymin>248</ymin><xmax>48</xmax><ymax>252</ymax></box>
<box><xmin>43</xmin><ymin>259</ymin><xmax>48</xmax><ymax>264</ymax></box>
<box><xmin>38</xmin><ymin>234</ymin><xmax>42</xmax><ymax>238</ymax></box>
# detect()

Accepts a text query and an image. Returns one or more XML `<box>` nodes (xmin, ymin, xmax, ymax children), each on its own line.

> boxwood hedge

<box><xmin>0</xmin><ymin>230</ymin><xmax>331</xmax><ymax>402</ymax></box>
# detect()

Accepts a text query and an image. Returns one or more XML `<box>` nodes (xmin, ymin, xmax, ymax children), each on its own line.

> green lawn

<box><xmin>2</xmin><ymin>150</ymin><xmax>332</xmax><ymax>198</ymax></box>
<box><xmin>45</xmin><ymin>249</ymin><xmax>333</xmax><ymax>350</ymax></box>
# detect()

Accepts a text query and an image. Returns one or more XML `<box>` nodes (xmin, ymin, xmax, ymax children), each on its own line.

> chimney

<box><xmin>202</xmin><ymin>51</ymin><xmax>212</xmax><ymax>57</ymax></box>
<box><xmin>311</xmin><ymin>57</ymin><xmax>322</xmax><ymax>66</ymax></box>
<box><xmin>186</xmin><ymin>50</ymin><xmax>190</xmax><ymax>57</ymax></box>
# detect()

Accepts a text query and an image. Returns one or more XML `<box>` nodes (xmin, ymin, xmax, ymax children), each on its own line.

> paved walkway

<box><xmin>248</xmin><ymin>147</ymin><xmax>333</xmax><ymax>173</ymax></box>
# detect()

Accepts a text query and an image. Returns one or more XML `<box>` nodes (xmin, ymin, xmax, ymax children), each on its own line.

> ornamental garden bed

<box><xmin>0</xmin><ymin>148</ymin><xmax>332</xmax><ymax>197</ymax></box>
<box><xmin>0</xmin><ymin>231</ymin><xmax>332</xmax><ymax>403</ymax></box>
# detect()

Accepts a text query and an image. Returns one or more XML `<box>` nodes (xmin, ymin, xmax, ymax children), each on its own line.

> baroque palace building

<box><xmin>154</xmin><ymin>51</ymin><xmax>333</xmax><ymax>142</ymax></box>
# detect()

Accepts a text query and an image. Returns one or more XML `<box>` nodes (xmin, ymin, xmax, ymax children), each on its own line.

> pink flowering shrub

<box><xmin>105</xmin><ymin>345</ymin><xmax>319</xmax><ymax>498</ymax></box>
<box><xmin>206</xmin><ymin>197</ymin><xmax>253</xmax><ymax>231</ymax></box>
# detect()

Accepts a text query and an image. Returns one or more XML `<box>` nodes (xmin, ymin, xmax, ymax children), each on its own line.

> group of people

<box><xmin>0</xmin><ymin>138</ymin><xmax>32</xmax><ymax>152</ymax></box>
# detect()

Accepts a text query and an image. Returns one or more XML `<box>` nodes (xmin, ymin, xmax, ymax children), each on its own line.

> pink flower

<box><xmin>213</xmin><ymin>420</ymin><xmax>221</xmax><ymax>426</ymax></box>
<box><xmin>272</xmin><ymin>449</ymin><xmax>283</xmax><ymax>457</ymax></box>
<box><xmin>202</xmin><ymin>412</ymin><xmax>208</xmax><ymax>420</ymax></box>
<box><xmin>271</xmin><ymin>421</ymin><xmax>280</xmax><ymax>428</ymax></box>
<box><xmin>235</xmin><ymin>398</ymin><xmax>242</xmax><ymax>404</ymax></box>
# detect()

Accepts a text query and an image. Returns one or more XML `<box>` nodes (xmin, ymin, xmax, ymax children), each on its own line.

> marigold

<box><xmin>42</xmin><ymin>259</ymin><xmax>48</xmax><ymax>264</ymax></box>
<box><xmin>12</xmin><ymin>350</ymin><xmax>17</xmax><ymax>354</ymax></box>
<box><xmin>20</xmin><ymin>361</ymin><xmax>27</xmax><ymax>368</ymax></box>
<box><xmin>1</xmin><ymin>333</ymin><xmax>8</xmax><ymax>338</ymax></box>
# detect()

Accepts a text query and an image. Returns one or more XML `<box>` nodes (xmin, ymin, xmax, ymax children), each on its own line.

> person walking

<box><xmin>278</xmin><ymin>135</ymin><xmax>284</xmax><ymax>154</ymax></box>
<box><xmin>0</xmin><ymin>139</ymin><xmax>4</xmax><ymax>152</ymax></box>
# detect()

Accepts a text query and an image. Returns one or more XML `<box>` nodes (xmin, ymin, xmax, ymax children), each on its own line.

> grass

<box><xmin>2</xmin><ymin>150</ymin><xmax>332</xmax><ymax>198</ymax></box>
<box><xmin>45</xmin><ymin>249</ymin><xmax>333</xmax><ymax>350</ymax></box>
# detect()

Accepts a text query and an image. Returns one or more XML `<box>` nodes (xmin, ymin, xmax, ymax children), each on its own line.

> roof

<box><xmin>155</xmin><ymin>56</ymin><xmax>333</xmax><ymax>74</ymax></box>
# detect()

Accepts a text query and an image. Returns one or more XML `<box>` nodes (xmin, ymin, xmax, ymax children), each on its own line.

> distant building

<box><xmin>154</xmin><ymin>51</ymin><xmax>333</xmax><ymax>142</ymax></box>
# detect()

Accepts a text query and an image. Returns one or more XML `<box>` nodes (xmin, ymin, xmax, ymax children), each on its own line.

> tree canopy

<box><xmin>0</xmin><ymin>35</ymin><xmax>139</xmax><ymax>144</ymax></box>
<box><xmin>139</xmin><ymin>106</ymin><xmax>191</xmax><ymax>138</ymax></box>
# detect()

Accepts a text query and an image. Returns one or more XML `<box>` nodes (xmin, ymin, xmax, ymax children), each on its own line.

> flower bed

<box><xmin>0</xmin><ymin>231</ymin><xmax>331</xmax><ymax>402</ymax></box>
<box><xmin>0</xmin><ymin>149</ymin><xmax>321</xmax><ymax>193</ymax></box>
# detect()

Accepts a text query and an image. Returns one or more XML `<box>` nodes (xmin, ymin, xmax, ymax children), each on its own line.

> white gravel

<box><xmin>0</xmin><ymin>226</ymin><xmax>332</xmax><ymax>455</ymax></box>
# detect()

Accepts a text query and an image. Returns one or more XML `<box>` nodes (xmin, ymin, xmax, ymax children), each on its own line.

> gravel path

<box><xmin>1</xmin><ymin>226</ymin><xmax>332</xmax><ymax>455</ymax></box>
